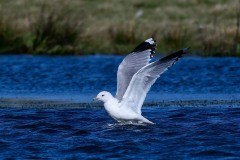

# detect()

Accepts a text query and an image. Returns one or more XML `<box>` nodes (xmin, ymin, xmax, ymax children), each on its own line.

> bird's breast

<box><xmin>104</xmin><ymin>101</ymin><xmax>138</xmax><ymax>120</ymax></box>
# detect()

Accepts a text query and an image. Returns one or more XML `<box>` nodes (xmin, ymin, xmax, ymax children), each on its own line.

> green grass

<box><xmin>0</xmin><ymin>0</ymin><xmax>240</xmax><ymax>56</ymax></box>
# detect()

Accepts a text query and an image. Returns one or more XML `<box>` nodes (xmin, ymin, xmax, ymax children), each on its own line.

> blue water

<box><xmin>0</xmin><ymin>55</ymin><xmax>240</xmax><ymax>159</ymax></box>
<box><xmin>1</xmin><ymin>55</ymin><xmax>240</xmax><ymax>101</ymax></box>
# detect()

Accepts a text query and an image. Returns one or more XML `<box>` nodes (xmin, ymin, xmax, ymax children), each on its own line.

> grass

<box><xmin>0</xmin><ymin>0</ymin><xmax>240</xmax><ymax>56</ymax></box>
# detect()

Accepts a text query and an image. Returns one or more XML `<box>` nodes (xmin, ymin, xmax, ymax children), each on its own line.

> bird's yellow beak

<box><xmin>92</xmin><ymin>97</ymin><xmax>98</xmax><ymax>101</ymax></box>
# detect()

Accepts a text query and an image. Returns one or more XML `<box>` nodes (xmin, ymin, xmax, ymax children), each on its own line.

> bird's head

<box><xmin>93</xmin><ymin>91</ymin><xmax>113</xmax><ymax>103</ymax></box>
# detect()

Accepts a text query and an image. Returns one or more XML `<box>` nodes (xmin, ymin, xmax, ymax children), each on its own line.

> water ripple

<box><xmin>0</xmin><ymin>56</ymin><xmax>240</xmax><ymax>159</ymax></box>
<box><xmin>3</xmin><ymin>106</ymin><xmax>240</xmax><ymax>159</ymax></box>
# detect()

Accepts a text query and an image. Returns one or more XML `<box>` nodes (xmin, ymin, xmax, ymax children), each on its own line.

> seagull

<box><xmin>93</xmin><ymin>38</ymin><xmax>188</xmax><ymax>124</ymax></box>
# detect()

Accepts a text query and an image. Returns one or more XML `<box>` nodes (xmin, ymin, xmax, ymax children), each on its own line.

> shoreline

<box><xmin>0</xmin><ymin>98</ymin><xmax>239</xmax><ymax>108</ymax></box>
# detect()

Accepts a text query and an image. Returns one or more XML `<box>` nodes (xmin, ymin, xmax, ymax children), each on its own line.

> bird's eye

<box><xmin>102</xmin><ymin>95</ymin><xmax>104</xmax><ymax>97</ymax></box>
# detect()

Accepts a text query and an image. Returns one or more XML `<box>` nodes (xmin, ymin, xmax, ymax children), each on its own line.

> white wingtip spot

<box><xmin>145</xmin><ymin>38</ymin><xmax>154</xmax><ymax>44</ymax></box>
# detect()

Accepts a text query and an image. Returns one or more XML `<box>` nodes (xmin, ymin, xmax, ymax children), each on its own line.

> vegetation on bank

<box><xmin>0</xmin><ymin>0</ymin><xmax>240</xmax><ymax>56</ymax></box>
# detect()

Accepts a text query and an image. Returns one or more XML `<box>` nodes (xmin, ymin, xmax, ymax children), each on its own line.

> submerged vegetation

<box><xmin>0</xmin><ymin>0</ymin><xmax>240</xmax><ymax>56</ymax></box>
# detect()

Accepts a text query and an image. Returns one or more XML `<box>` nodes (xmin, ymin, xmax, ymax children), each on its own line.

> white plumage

<box><xmin>93</xmin><ymin>38</ymin><xmax>188</xmax><ymax>124</ymax></box>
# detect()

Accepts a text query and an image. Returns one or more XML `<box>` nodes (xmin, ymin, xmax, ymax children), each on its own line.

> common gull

<box><xmin>93</xmin><ymin>38</ymin><xmax>188</xmax><ymax>124</ymax></box>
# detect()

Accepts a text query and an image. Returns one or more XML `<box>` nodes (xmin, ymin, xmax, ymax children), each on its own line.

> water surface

<box><xmin>0</xmin><ymin>55</ymin><xmax>239</xmax><ymax>101</ymax></box>
<box><xmin>0</xmin><ymin>55</ymin><xmax>239</xmax><ymax>159</ymax></box>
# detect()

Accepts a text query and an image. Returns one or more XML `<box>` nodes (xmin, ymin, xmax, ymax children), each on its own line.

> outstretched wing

<box><xmin>120</xmin><ymin>48</ymin><xmax>188</xmax><ymax>114</ymax></box>
<box><xmin>116</xmin><ymin>38</ymin><xmax>157</xmax><ymax>100</ymax></box>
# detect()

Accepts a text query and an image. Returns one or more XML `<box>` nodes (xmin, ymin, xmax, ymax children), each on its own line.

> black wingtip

<box><xmin>132</xmin><ymin>38</ymin><xmax>157</xmax><ymax>56</ymax></box>
<box><xmin>160</xmin><ymin>48</ymin><xmax>188</xmax><ymax>61</ymax></box>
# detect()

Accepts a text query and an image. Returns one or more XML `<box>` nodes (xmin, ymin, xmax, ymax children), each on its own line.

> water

<box><xmin>0</xmin><ymin>55</ymin><xmax>240</xmax><ymax>159</ymax></box>
<box><xmin>1</xmin><ymin>55</ymin><xmax>239</xmax><ymax>101</ymax></box>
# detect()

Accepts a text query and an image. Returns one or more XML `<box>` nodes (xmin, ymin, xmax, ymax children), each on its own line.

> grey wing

<box><xmin>116</xmin><ymin>38</ymin><xmax>157</xmax><ymax>100</ymax></box>
<box><xmin>120</xmin><ymin>48</ymin><xmax>188</xmax><ymax>114</ymax></box>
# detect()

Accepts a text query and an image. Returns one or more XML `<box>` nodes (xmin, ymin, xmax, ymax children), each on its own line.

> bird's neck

<box><xmin>103</xmin><ymin>97</ymin><xmax>119</xmax><ymax>113</ymax></box>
